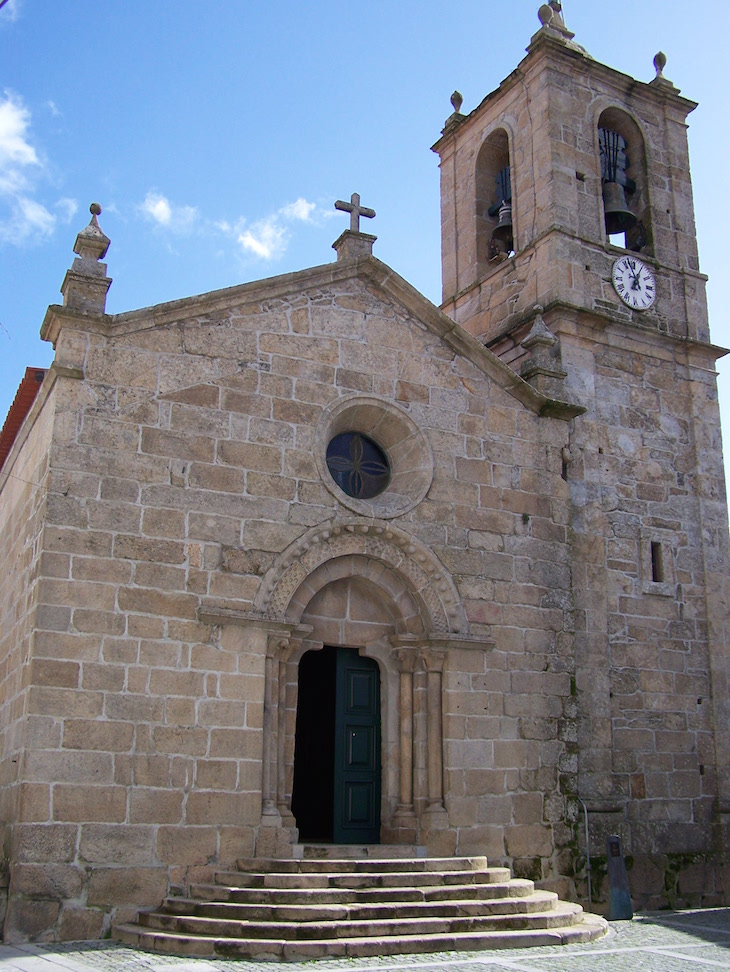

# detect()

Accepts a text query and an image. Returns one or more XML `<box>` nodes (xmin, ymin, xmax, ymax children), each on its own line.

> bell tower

<box><xmin>433</xmin><ymin>1</ymin><xmax>707</xmax><ymax>348</ymax></box>
<box><xmin>434</xmin><ymin>2</ymin><xmax>730</xmax><ymax>905</ymax></box>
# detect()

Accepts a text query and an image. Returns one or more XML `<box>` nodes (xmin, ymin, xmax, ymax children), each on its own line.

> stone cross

<box><xmin>335</xmin><ymin>193</ymin><xmax>375</xmax><ymax>233</ymax></box>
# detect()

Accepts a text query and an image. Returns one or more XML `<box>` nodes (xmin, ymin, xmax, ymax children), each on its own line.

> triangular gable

<box><xmin>42</xmin><ymin>254</ymin><xmax>583</xmax><ymax>421</ymax></box>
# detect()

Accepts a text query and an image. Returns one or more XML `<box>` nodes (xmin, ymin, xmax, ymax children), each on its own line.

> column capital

<box><xmin>420</xmin><ymin>648</ymin><xmax>447</xmax><ymax>673</ymax></box>
<box><xmin>393</xmin><ymin>646</ymin><xmax>419</xmax><ymax>673</ymax></box>
<box><xmin>267</xmin><ymin>634</ymin><xmax>291</xmax><ymax>659</ymax></box>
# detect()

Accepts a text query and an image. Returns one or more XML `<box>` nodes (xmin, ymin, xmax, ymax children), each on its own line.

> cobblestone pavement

<box><xmin>0</xmin><ymin>910</ymin><xmax>728</xmax><ymax>972</ymax></box>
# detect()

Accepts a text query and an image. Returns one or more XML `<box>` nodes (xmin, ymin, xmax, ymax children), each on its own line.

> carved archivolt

<box><xmin>254</xmin><ymin>518</ymin><xmax>466</xmax><ymax>636</ymax></box>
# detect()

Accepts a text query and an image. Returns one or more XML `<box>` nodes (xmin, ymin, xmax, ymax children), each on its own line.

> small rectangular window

<box><xmin>650</xmin><ymin>541</ymin><xmax>664</xmax><ymax>583</ymax></box>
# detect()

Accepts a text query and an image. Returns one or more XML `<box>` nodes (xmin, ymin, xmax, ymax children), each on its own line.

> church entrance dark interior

<box><xmin>292</xmin><ymin>646</ymin><xmax>381</xmax><ymax>844</ymax></box>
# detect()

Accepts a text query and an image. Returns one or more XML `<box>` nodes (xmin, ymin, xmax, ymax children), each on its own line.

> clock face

<box><xmin>612</xmin><ymin>256</ymin><xmax>656</xmax><ymax>311</ymax></box>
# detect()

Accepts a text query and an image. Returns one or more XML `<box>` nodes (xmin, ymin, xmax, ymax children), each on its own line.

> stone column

<box><xmin>261</xmin><ymin>636</ymin><xmax>286</xmax><ymax>827</ymax></box>
<box><xmin>420</xmin><ymin>649</ymin><xmax>449</xmax><ymax>830</ymax></box>
<box><xmin>283</xmin><ymin>656</ymin><xmax>301</xmax><ymax>820</ymax></box>
<box><xmin>277</xmin><ymin>643</ymin><xmax>297</xmax><ymax>827</ymax></box>
<box><xmin>391</xmin><ymin>648</ymin><xmax>418</xmax><ymax>840</ymax></box>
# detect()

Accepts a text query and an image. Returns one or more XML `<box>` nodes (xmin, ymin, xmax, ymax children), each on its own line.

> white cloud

<box><xmin>18</xmin><ymin>196</ymin><xmax>55</xmax><ymax>234</ymax></box>
<box><xmin>0</xmin><ymin>195</ymin><xmax>55</xmax><ymax>244</ymax></box>
<box><xmin>55</xmin><ymin>197</ymin><xmax>78</xmax><ymax>223</ymax></box>
<box><xmin>0</xmin><ymin>92</ymin><xmax>38</xmax><ymax>174</ymax></box>
<box><xmin>238</xmin><ymin>217</ymin><xmax>287</xmax><ymax>260</ymax></box>
<box><xmin>223</xmin><ymin>197</ymin><xmax>321</xmax><ymax>262</ymax></box>
<box><xmin>141</xmin><ymin>191</ymin><xmax>198</xmax><ymax>233</ymax></box>
<box><xmin>0</xmin><ymin>90</ymin><xmax>56</xmax><ymax>245</ymax></box>
<box><xmin>279</xmin><ymin>197</ymin><xmax>316</xmax><ymax>222</ymax></box>
<box><xmin>0</xmin><ymin>0</ymin><xmax>23</xmax><ymax>24</ymax></box>
<box><xmin>143</xmin><ymin>192</ymin><xmax>172</xmax><ymax>225</ymax></box>
<box><xmin>141</xmin><ymin>193</ymin><xmax>322</xmax><ymax>261</ymax></box>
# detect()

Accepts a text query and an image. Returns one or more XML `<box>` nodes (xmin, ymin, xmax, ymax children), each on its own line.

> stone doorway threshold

<box><xmin>293</xmin><ymin>842</ymin><xmax>428</xmax><ymax>859</ymax></box>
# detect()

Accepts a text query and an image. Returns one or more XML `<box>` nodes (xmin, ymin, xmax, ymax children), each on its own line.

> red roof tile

<box><xmin>0</xmin><ymin>367</ymin><xmax>48</xmax><ymax>472</ymax></box>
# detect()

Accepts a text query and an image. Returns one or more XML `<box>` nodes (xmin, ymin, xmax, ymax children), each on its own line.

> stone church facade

<box><xmin>1</xmin><ymin>4</ymin><xmax>728</xmax><ymax>942</ymax></box>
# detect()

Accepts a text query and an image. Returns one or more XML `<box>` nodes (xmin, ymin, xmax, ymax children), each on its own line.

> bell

<box><xmin>602</xmin><ymin>181</ymin><xmax>637</xmax><ymax>235</ymax></box>
<box><xmin>491</xmin><ymin>201</ymin><xmax>514</xmax><ymax>252</ymax></box>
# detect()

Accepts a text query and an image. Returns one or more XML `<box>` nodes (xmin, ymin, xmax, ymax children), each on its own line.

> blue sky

<box><xmin>1</xmin><ymin>0</ymin><xmax>729</xmax><ymax>488</ymax></box>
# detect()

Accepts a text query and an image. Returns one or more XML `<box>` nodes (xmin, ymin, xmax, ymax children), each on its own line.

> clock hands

<box><xmin>612</xmin><ymin>256</ymin><xmax>655</xmax><ymax>310</ymax></box>
<box><xmin>624</xmin><ymin>257</ymin><xmax>641</xmax><ymax>290</ymax></box>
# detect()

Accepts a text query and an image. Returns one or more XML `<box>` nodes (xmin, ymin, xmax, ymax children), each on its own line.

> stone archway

<box><xmin>254</xmin><ymin>518</ymin><xmax>466</xmax><ymax>635</ymax></box>
<box><xmin>246</xmin><ymin>518</ymin><xmax>491</xmax><ymax>856</ymax></box>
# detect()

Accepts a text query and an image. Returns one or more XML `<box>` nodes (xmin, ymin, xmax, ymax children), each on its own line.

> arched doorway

<box><xmin>292</xmin><ymin>646</ymin><xmax>381</xmax><ymax>844</ymax></box>
<box><xmin>253</xmin><ymin>519</ymin><xmax>470</xmax><ymax>852</ymax></box>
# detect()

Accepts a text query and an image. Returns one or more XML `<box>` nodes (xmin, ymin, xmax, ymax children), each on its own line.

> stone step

<box><xmin>115</xmin><ymin>911</ymin><xmax>608</xmax><ymax>960</ymax></box>
<box><xmin>134</xmin><ymin>900</ymin><xmax>582</xmax><ymax>941</ymax></box>
<box><xmin>237</xmin><ymin>855</ymin><xmax>487</xmax><ymax>874</ymax></box>
<box><xmin>190</xmin><ymin>878</ymin><xmax>534</xmax><ymax>905</ymax></box>
<box><xmin>214</xmin><ymin>867</ymin><xmax>513</xmax><ymax>890</ymax></box>
<box><xmin>154</xmin><ymin>888</ymin><xmax>559</xmax><ymax>923</ymax></box>
<box><xmin>295</xmin><ymin>843</ymin><xmax>427</xmax><ymax>860</ymax></box>
<box><xmin>115</xmin><ymin>853</ymin><xmax>608</xmax><ymax>958</ymax></box>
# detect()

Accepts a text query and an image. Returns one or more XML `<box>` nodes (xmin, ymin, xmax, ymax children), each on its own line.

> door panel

<box><xmin>348</xmin><ymin>671</ymin><xmax>375</xmax><ymax>711</ymax></box>
<box><xmin>333</xmin><ymin>649</ymin><xmax>381</xmax><ymax>843</ymax></box>
<box><xmin>348</xmin><ymin>725</ymin><xmax>375</xmax><ymax>766</ymax></box>
<box><xmin>345</xmin><ymin>781</ymin><xmax>375</xmax><ymax>824</ymax></box>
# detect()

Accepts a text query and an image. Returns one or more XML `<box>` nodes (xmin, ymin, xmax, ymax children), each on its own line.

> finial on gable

<box><xmin>537</xmin><ymin>0</ymin><xmax>573</xmax><ymax>38</ymax></box>
<box><xmin>520</xmin><ymin>305</ymin><xmax>568</xmax><ymax>399</ymax></box>
<box><xmin>73</xmin><ymin>203</ymin><xmax>110</xmax><ymax>264</ymax></box>
<box><xmin>549</xmin><ymin>1</ymin><xmax>565</xmax><ymax>22</ymax></box>
<box><xmin>650</xmin><ymin>51</ymin><xmax>678</xmax><ymax>91</ymax></box>
<box><xmin>649</xmin><ymin>51</ymin><xmax>679</xmax><ymax>94</ymax></box>
<box><xmin>532</xmin><ymin>0</ymin><xmax>588</xmax><ymax>53</ymax></box>
<box><xmin>60</xmin><ymin>203</ymin><xmax>112</xmax><ymax>314</ymax></box>
<box><xmin>441</xmin><ymin>90</ymin><xmax>466</xmax><ymax>136</ymax></box>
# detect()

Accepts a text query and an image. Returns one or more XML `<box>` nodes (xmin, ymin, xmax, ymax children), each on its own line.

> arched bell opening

<box><xmin>476</xmin><ymin>127</ymin><xmax>514</xmax><ymax>274</ymax></box>
<box><xmin>597</xmin><ymin>107</ymin><xmax>652</xmax><ymax>253</ymax></box>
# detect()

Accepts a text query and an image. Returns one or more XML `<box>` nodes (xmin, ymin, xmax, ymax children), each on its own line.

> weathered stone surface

<box><xmin>59</xmin><ymin>907</ymin><xmax>105</xmax><ymax>942</ymax></box>
<box><xmin>88</xmin><ymin>867</ymin><xmax>167</xmax><ymax>906</ymax></box>
<box><xmin>10</xmin><ymin>864</ymin><xmax>85</xmax><ymax>900</ymax></box>
<box><xmin>4</xmin><ymin>899</ymin><xmax>60</xmax><ymax>942</ymax></box>
<box><xmin>156</xmin><ymin>826</ymin><xmax>218</xmax><ymax>865</ymax></box>
<box><xmin>79</xmin><ymin>826</ymin><xmax>155</xmax><ymax>866</ymax></box>
<box><xmin>15</xmin><ymin>825</ymin><xmax>78</xmax><ymax>864</ymax></box>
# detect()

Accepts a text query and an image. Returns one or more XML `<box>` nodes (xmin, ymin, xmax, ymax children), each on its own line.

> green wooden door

<box><xmin>332</xmin><ymin>649</ymin><xmax>381</xmax><ymax>844</ymax></box>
